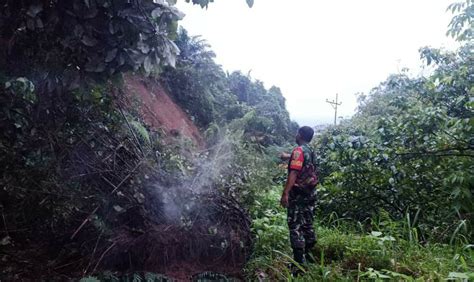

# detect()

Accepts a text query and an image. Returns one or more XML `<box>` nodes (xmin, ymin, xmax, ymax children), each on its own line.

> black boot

<box><xmin>291</xmin><ymin>248</ymin><xmax>305</xmax><ymax>276</ymax></box>
<box><xmin>305</xmin><ymin>243</ymin><xmax>316</xmax><ymax>263</ymax></box>
<box><xmin>305</xmin><ymin>251</ymin><xmax>316</xmax><ymax>263</ymax></box>
<box><xmin>293</xmin><ymin>248</ymin><xmax>305</xmax><ymax>264</ymax></box>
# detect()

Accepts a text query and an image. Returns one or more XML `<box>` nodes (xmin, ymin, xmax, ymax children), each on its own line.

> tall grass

<box><xmin>245</xmin><ymin>185</ymin><xmax>474</xmax><ymax>281</ymax></box>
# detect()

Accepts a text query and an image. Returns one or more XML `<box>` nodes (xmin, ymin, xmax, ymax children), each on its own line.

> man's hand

<box><xmin>280</xmin><ymin>192</ymin><xmax>289</xmax><ymax>208</ymax></box>
<box><xmin>280</xmin><ymin>152</ymin><xmax>291</xmax><ymax>161</ymax></box>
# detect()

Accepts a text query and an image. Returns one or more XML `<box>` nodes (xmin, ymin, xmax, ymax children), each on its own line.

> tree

<box><xmin>0</xmin><ymin>0</ymin><xmax>190</xmax><ymax>93</ymax></box>
<box><xmin>0</xmin><ymin>0</ymin><xmax>255</xmax><ymax>94</ymax></box>
<box><xmin>161</xmin><ymin>28</ymin><xmax>240</xmax><ymax>127</ymax></box>
<box><xmin>316</xmin><ymin>43</ymin><xmax>473</xmax><ymax>241</ymax></box>
<box><xmin>161</xmin><ymin>30</ymin><xmax>297</xmax><ymax>144</ymax></box>
<box><xmin>446</xmin><ymin>0</ymin><xmax>474</xmax><ymax>41</ymax></box>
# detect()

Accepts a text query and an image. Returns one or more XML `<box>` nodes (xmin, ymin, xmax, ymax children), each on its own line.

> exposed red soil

<box><xmin>123</xmin><ymin>74</ymin><xmax>204</xmax><ymax>148</ymax></box>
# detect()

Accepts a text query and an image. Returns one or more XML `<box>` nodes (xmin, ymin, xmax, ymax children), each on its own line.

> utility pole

<box><xmin>326</xmin><ymin>93</ymin><xmax>342</xmax><ymax>126</ymax></box>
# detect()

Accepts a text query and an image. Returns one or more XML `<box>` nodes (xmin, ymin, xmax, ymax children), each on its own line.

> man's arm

<box><xmin>280</xmin><ymin>170</ymin><xmax>298</xmax><ymax>208</ymax></box>
<box><xmin>281</xmin><ymin>147</ymin><xmax>303</xmax><ymax>208</ymax></box>
<box><xmin>280</xmin><ymin>152</ymin><xmax>291</xmax><ymax>161</ymax></box>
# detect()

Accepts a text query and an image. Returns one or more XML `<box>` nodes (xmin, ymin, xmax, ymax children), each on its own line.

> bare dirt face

<box><xmin>123</xmin><ymin>74</ymin><xmax>204</xmax><ymax>148</ymax></box>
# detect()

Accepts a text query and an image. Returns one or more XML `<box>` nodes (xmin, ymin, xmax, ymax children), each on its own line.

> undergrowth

<box><xmin>245</xmin><ymin>184</ymin><xmax>474</xmax><ymax>281</ymax></box>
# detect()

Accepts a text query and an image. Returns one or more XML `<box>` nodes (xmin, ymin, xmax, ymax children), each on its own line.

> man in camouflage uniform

<box><xmin>280</xmin><ymin>126</ymin><xmax>317</xmax><ymax>266</ymax></box>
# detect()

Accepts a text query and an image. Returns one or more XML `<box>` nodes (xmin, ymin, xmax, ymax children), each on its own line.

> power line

<box><xmin>326</xmin><ymin>93</ymin><xmax>342</xmax><ymax>126</ymax></box>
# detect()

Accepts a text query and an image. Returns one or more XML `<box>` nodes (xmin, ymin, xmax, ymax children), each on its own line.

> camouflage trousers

<box><xmin>287</xmin><ymin>186</ymin><xmax>317</xmax><ymax>251</ymax></box>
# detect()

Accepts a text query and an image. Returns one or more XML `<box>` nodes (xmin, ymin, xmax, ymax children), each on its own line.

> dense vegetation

<box><xmin>0</xmin><ymin>0</ymin><xmax>472</xmax><ymax>281</ymax></box>
<box><xmin>161</xmin><ymin>29</ymin><xmax>298</xmax><ymax>145</ymax></box>
<box><xmin>316</xmin><ymin>43</ymin><xmax>473</xmax><ymax>241</ymax></box>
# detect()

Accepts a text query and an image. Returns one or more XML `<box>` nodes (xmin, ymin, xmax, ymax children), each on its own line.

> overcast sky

<box><xmin>176</xmin><ymin>0</ymin><xmax>458</xmax><ymax>126</ymax></box>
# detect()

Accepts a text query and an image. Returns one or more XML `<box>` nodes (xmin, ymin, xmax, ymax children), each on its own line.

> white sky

<box><xmin>176</xmin><ymin>0</ymin><xmax>458</xmax><ymax>125</ymax></box>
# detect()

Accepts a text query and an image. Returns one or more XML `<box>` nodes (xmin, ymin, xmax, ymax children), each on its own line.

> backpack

<box><xmin>295</xmin><ymin>148</ymin><xmax>319</xmax><ymax>189</ymax></box>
